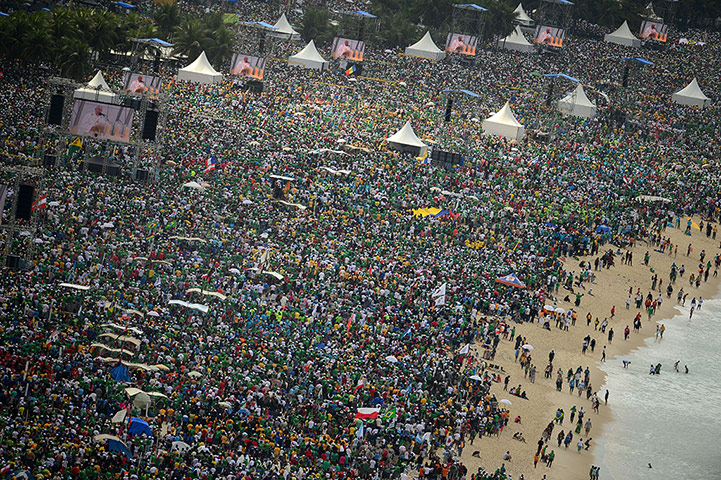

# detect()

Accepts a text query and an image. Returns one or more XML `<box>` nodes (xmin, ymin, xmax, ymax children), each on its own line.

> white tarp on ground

<box><xmin>604</xmin><ymin>21</ymin><xmax>641</xmax><ymax>48</ymax></box>
<box><xmin>74</xmin><ymin>71</ymin><xmax>118</xmax><ymax>104</ymax></box>
<box><xmin>288</xmin><ymin>40</ymin><xmax>328</xmax><ymax>70</ymax></box>
<box><xmin>672</xmin><ymin>78</ymin><xmax>711</xmax><ymax>107</ymax></box>
<box><xmin>482</xmin><ymin>102</ymin><xmax>525</xmax><ymax>141</ymax></box>
<box><xmin>499</xmin><ymin>26</ymin><xmax>534</xmax><ymax>53</ymax></box>
<box><xmin>386</xmin><ymin>121</ymin><xmax>428</xmax><ymax>155</ymax></box>
<box><xmin>405</xmin><ymin>31</ymin><xmax>445</xmax><ymax>60</ymax></box>
<box><xmin>271</xmin><ymin>13</ymin><xmax>300</xmax><ymax>40</ymax></box>
<box><xmin>558</xmin><ymin>84</ymin><xmax>597</xmax><ymax>119</ymax></box>
<box><xmin>512</xmin><ymin>3</ymin><xmax>534</xmax><ymax>26</ymax></box>
<box><xmin>177</xmin><ymin>51</ymin><xmax>222</xmax><ymax>84</ymax></box>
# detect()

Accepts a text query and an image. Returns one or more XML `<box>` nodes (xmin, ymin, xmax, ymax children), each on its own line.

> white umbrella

<box><xmin>102</xmin><ymin>222</ymin><xmax>114</xmax><ymax>229</ymax></box>
<box><xmin>554</xmin><ymin>307</ymin><xmax>566</xmax><ymax>314</ymax></box>
<box><xmin>181</xmin><ymin>181</ymin><xmax>205</xmax><ymax>191</ymax></box>
<box><xmin>187</xmin><ymin>371</ymin><xmax>202</xmax><ymax>378</ymax></box>
<box><xmin>398</xmin><ymin>81</ymin><xmax>407</xmax><ymax>86</ymax></box>
<box><xmin>122</xmin><ymin>66</ymin><xmax>131</xmax><ymax>71</ymax></box>
<box><xmin>469</xmin><ymin>375</ymin><xmax>483</xmax><ymax>381</ymax></box>
<box><xmin>34</xmin><ymin>238</ymin><xmax>44</xmax><ymax>243</ymax></box>
<box><xmin>48</xmin><ymin>201</ymin><xmax>61</xmax><ymax>206</ymax></box>
<box><xmin>147</xmin><ymin>311</ymin><xmax>160</xmax><ymax>317</ymax></box>
<box><xmin>218</xmin><ymin>401</ymin><xmax>232</xmax><ymax>408</ymax></box>
<box><xmin>543</xmin><ymin>305</ymin><xmax>555</xmax><ymax>311</ymax></box>
<box><xmin>522</xmin><ymin>344</ymin><xmax>534</xmax><ymax>351</ymax></box>
<box><xmin>385</xmin><ymin>355</ymin><xmax>399</xmax><ymax>363</ymax></box>
<box><xmin>242</xmin><ymin>199</ymin><xmax>254</xmax><ymax>205</ymax></box>
<box><xmin>229</xmin><ymin>268</ymin><xmax>241</xmax><ymax>275</ymax></box>
<box><xmin>499</xmin><ymin>399</ymin><xmax>512</xmax><ymax>405</ymax></box>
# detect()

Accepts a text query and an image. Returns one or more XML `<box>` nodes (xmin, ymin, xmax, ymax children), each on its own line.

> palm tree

<box><xmin>172</xmin><ymin>16</ymin><xmax>205</xmax><ymax>61</ymax></box>
<box><xmin>154</xmin><ymin>3</ymin><xmax>181</xmax><ymax>40</ymax></box>
<box><xmin>57</xmin><ymin>37</ymin><xmax>90</xmax><ymax>80</ymax></box>
<box><xmin>300</xmin><ymin>8</ymin><xmax>331</xmax><ymax>45</ymax></box>
<box><xmin>84</xmin><ymin>10</ymin><xmax>120</xmax><ymax>58</ymax></box>
<box><xmin>204</xmin><ymin>25</ymin><xmax>234</xmax><ymax>68</ymax></box>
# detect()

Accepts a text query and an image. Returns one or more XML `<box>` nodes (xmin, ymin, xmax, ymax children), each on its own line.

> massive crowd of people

<box><xmin>0</xmin><ymin>3</ymin><xmax>719</xmax><ymax>479</ymax></box>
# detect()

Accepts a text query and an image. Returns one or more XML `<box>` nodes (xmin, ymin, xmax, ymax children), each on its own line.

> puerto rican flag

<box><xmin>355</xmin><ymin>407</ymin><xmax>381</xmax><ymax>420</ymax></box>
<box><xmin>204</xmin><ymin>156</ymin><xmax>217</xmax><ymax>173</ymax></box>
<box><xmin>31</xmin><ymin>194</ymin><xmax>47</xmax><ymax>211</ymax></box>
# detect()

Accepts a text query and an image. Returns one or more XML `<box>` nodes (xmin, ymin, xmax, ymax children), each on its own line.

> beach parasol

<box><xmin>385</xmin><ymin>355</ymin><xmax>399</xmax><ymax>363</ymax></box>
<box><xmin>469</xmin><ymin>375</ymin><xmax>483</xmax><ymax>381</ymax></box>
<box><xmin>499</xmin><ymin>399</ymin><xmax>512</xmax><ymax>405</ymax></box>
<box><xmin>522</xmin><ymin>344</ymin><xmax>534</xmax><ymax>351</ymax></box>
<box><xmin>555</xmin><ymin>307</ymin><xmax>566</xmax><ymax>314</ymax></box>
<box><xmin>543</xmin><ymin>305</ymin><xmax>555</xmax><ymax>311</ymax></box>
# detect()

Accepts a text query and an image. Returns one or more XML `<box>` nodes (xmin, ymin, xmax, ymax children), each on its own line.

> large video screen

<box><xmin>535</xmin><ymin>25</ymin><xmax>565</xmax><ymax>47</ymax></box>
<box><xmin>445</xmin><ymin>33</ymin><xmax>477</xmax><ymax>56</ymax></box>
<box><xmin>639</xmin><ymin>20</ymin><xmax>668</xmax><ymax>42</ymax></box>
<box><xmin>122</xmin><ymin>72</ymin><xmax>161</xmax><ymax>94</ymax></box>
<box><xmin>68</xmin><ymin>100</ymin><xmax>134</xmax><ymax>142</ymax></box>
<box><xmin>331</xmin><ymin>37</ymin><xmax>366</xmax><ymax>61</ymax></box>
<box><xmin>230</xmin><ymin>54</ymin><xmax>268</xmax><ymax>80</ymax></box>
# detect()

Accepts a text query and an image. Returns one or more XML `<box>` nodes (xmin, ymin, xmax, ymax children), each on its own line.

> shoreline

<box><xmin>459</xmin><ymin>219</ymin><xmax>721</xmax><ymax>479</ymax></box>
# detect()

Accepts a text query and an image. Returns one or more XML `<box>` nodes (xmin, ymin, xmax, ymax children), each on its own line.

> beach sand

<box><xmin>458</xmin><ymin>219</ymin><xmax>721</xmax><ymax>480</ymax></box>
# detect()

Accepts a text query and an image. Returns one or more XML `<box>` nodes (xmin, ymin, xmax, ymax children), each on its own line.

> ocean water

<box><xmin>596</xmin><ymin>299</ymin><xmax>721</xmax><ymax>480</ymax></box>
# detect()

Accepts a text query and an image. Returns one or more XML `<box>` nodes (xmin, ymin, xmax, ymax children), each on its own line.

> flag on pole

<box><xmin>459</xmin><ymin>344</ymin><xmax>470</xmax><ymax>355</ymax></box>
<box><xmin>346</xmin><ymin>313</ymin><xmax>355</xmax><ymax>332</ymax></box>
<box><xmin>431</xmin><ymin>283</ymin><xmax>447</xmax><ymax>306</ymax></box>
<box><xmin>353</xmin><ymin>378</ymin><xmax>366</xmax><ymax>393</ymax></box>
<box><xmin>356</xmin><ymin>421</ymin><xmax>364</xmax><ymax>438</ymax></box>
<box><xmin>355</xmin><ymin>407</ymin><xmax>380</xmax><ymax>420</ymax></box>
<box><xmin>345</xmin><ymin>65</ymin><xmax>356</xmax><ymax>76</ymax></box>
<box><xmin>31</xmin><ymin>195</ymin><xmax>47</xmax><ymax>211</ymax></box>
<box><xmin>382</xmin><ymin>406</ymin><xmax>397</xmax><ymax>422</ymax></box>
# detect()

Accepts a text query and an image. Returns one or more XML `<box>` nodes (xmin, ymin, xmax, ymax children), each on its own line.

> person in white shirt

<box><xmin>79</xmin><ymin>105</ymin><xmax>109</xmax><ymax>137</ymax></box>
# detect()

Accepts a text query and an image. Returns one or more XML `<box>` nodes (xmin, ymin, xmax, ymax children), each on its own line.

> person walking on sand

<box><xmin>601</xmin><ymin>346</ymin><xmax>606</xmax><ymax>362</ymax></box>
<box><xmin>578</xmin><ymin>438</ymin><xmax>584</xmax><ymax>452</ymax></box>
<box><xmin>546</xmin><ymin>450</ymin><xmax>555</xmax><ymax>467</ymax></box>
<box><xmin>660</xmin><ymin>324</ymin><xmax>665</xmax><ymax>338</ymax></box>
<box><xmin>604</xmin><ymin>389</ymin><xmax>609</xmax><ymax>405</ymax></box>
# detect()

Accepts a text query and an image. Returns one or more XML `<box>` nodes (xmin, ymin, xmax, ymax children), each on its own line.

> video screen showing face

<box><xmin>639</xmin><ymin>21</ymin><xmax>668</xmax><ymax>42</ymax></box>
<box><xmin>122</xmin><ymin>72</ymin><xmax>161</xmax><ymax>94</ymax></box>
<box><xmin>445</xmin><ymin>33</ymin><xmax>477</xmax><ymax>56</ymax></box>
<box><xmin>535</xmin><ymin>25</ymin><xmax>565</xmax><ymax>47</ymax></box>
<box><xmin>230</xmin><ymin>54</ymin><xmax>268</xmax><ymax>80</ymax></box>
<box><xmin>331</xmin><ymin>37</ymin><xmax>366</xmax><ymax>61</ymax></box>
<box><xmin>68</xmin><ymin>100</ymin><xmax>135</xmax><ymax>142</ymax></box>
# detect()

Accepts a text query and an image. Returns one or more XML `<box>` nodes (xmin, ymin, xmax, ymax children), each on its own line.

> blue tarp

<box><xmin>128</xmin><ymin>417</ymin><xmax>153</xmax><ymax>437</ymax></box>
<box><xmin>0</xmin><ymin>12</ymin><xmax>9</xmax><ymax>16</ymax></box>
<box><xmin>621</xmin><ymin>57</ymin><xmax>654</xmax><ymax>65</ymax></box>
<box><xmin>116</xmin><ymin>1</ymin><xmax>136</xmax><ymax>9</ymax></box>
<box><xmin>108</xmin><ymin>439</ymin><xmax>133</xmax><ymax>458</ymax></box>
<box><xmin>137</xmin><ymin>38</ymin><xmax>173</xmax><ymax>47</ymax></box>
<box><xmin>346</xmin><ymin>10</ymin><xmax>377</xmax><ymax>18</ymax></box>
<box><xmin>442</xmin><ymin>89</ymin><xmax>480</xmax><ymax>98</ymax></box>
<box><xmin>543</xmin><ymin>73</ymin><xmax>580</xmax><ymax>82</ymax></box>
<box><xmin>596</xmin><ymin>225</ymin><xmax>611</xmax><ymax>233</ymax></box>
<box><xmin>243</xmin><ymin>21</ymin><xmax>277</xmax><ymax>29</ymax></box>
<box><xmin>456</xmin><ymin>4</ymin><xmax>488</xmax><ymax>11</ymax></box>
<box><xmin>111</xmin><ymin>364</ymin><xmax>131</xmax><ymax>383</ymax></box>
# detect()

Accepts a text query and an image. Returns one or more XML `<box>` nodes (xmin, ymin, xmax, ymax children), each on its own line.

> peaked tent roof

<box><xmin>485</xmin><ymin>102</ymin><xmax>523</xmax><ymax>128</ymax></box>
<box><xmin>386</xmin><ymin>121</ymin><xmax>427</xmax><ymax>148</ymax></box>
<box><xmin>405</xmin><ymin>31</ymin><xmax>445</xmax><ymax>60</ymax></box>
<box><xmin>272</xmin><ymin>13</ymin><xmax>300</xmax><ymax>39</ymax></box>
<box><xmin>288</xmin><ymin>40</ymin><xmax>328</xmax><ymax>70</ymax></box>
<box><xmin>672</xmin><ymin>78</ymin><xmax>711</xmax><ymax>107</ymax></box>
<box><xmin>558</xmin><ymin>84</ymin><xmax>597</xmax><ymax>118</ymax></box>
<box><xmin>604</xmin><ymin>21</ymin><xmax>641</xmax><ymax>47</ymax></box>
<box><xmin>499</xmin><ymin>26</ymin><xmax>533</xmax><ymax>52</ymax></box>
<box><xmin>74</xmin><ymin>70</ymin><xmax>118</xmax><ymax>103</ymax></box>
<box><xmin>513</xmin><ymin>3</ymin><xmax>534</xmax><ymax>24</ymax></box>
<box><xmin>177</xmin><ymin>51</ymin><xmax>222</xmax><ymax>84</ymax></box>
<box><xmin>482</xmin><ymin>102</ymin><xmax>525</xmax><ymax>141</ymax></box>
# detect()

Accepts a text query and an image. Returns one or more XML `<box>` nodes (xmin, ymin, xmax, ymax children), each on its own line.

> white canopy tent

<box><xmin>177</xmin><ymin>51</ymin><xmax>222</xmax><ymax>84</ymax></box>
<box><xmin>288</xmin><ymin>40</ymin><xmax>328</xmax><ymax>70</ymax></box>
<box><xmin>74</xmin><ymin>71</ymin><xmax>118</xmax><ymax>104</ymax></box>
<box><xmin>604</xmin><ymin>21</ymin><xmax>641</xmax><ymax>48</ymax></box>
<box><xmin>498</xmin><ymin>26</ymin><xmax>534</xmax><ymax>53</ymax></box>
<box><xmin>672</xmin><ymin>78</ymin><xmax>711</xmax><ymax>107</ymax></box>
<box><xmin>558</xmin><ymin>84</ymin><xmax>597</xmax><ymax>118</ymax></box>
<box><xmin>271</xmin><ymin>13</ymin><xmax>300</xmax><ymax>40</ymax></box>
<box><xmin>405</xmin><ymin>31</ymin><xmax>445</xmax><ymax>61</ymax></box>
<box><xmin>482</xmin><ymin>102</ymin><xmax>525</xmax><ymax>141</ymax></box>
<box><xmin>512</xmin><ymin>3</ymin><xmax>534</xmax><ymax>27</ymax></box>
<box><xmin>386</xmin><ymin>121</ymin><xmax>428</xmax><ymax>156</ymax></box>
